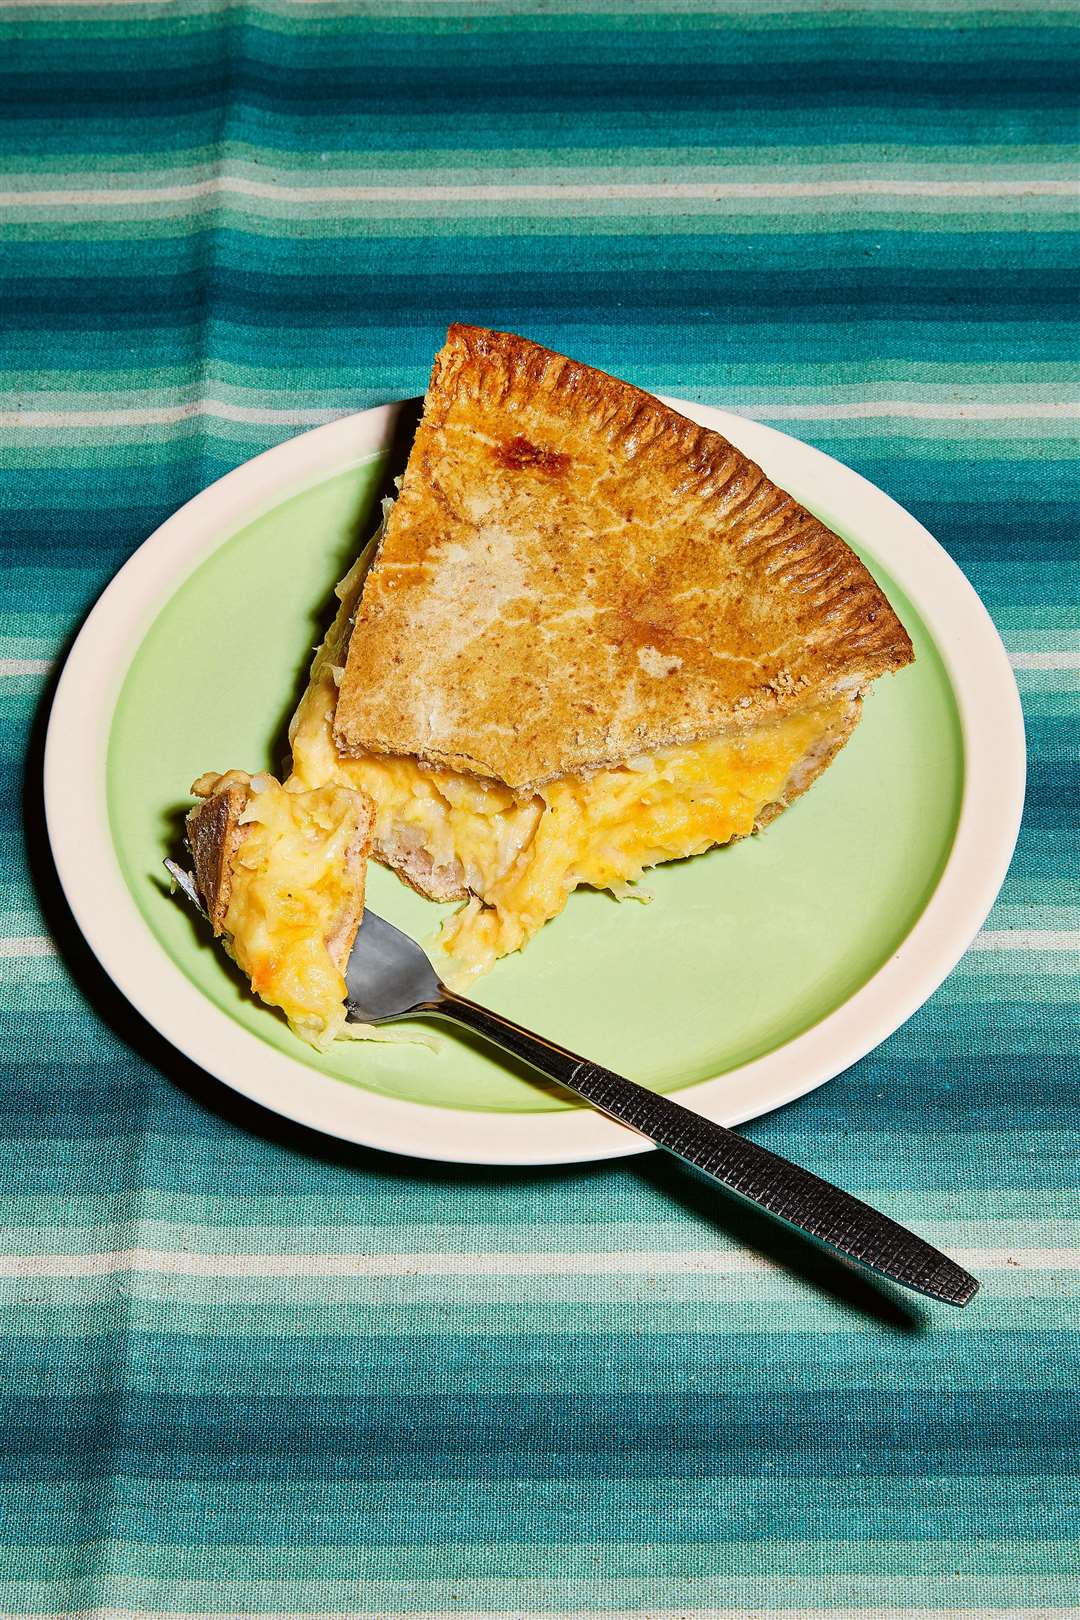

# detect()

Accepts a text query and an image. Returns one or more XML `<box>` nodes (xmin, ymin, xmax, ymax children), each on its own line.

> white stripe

<box><xmin>0</xmin><ymin>936</ymin><xmax>56</xmax><ymax>959</ymax></box>
<box><xmin>0</xmin><ymin>656</ymin><xmax>52</xmax><ymax>676</ymax></box>
<box><xmin>0</xmin><ymin>1245</ymin><xmax>1074</xmax><ymax>1279</ymax></box>
<box><xmin>0</xmin><ymin>401</ymin><xmax>344</xmax><ymax>429</ymax></box>
<box><xmin>972</xmin><ymin>930</ymin><xmax>1080</xmax><ymax>952</ymax></box>
<box><xmin>0</xmin><ymin>1248</ymin><xmax>776</xmax><ymax>1279</ymax></box>
<box><xmin>1009</xmin><ymin>650</ymin><xmax>1080</xmax><ymax>669</ymax></box>
<box><xmin>2</xmin><ymin>400</ymin><xmax>1075</xmax><ymax>431</ymax></box>
<box><xmin>2</xmin><ymin>176</ymin><xmax>1076</xmax><ymax>207</ymax></box>
<box><xmin>747</xmin><ymin>400</ymin><xmax>1080</xmax><ymax>421</ymax></box>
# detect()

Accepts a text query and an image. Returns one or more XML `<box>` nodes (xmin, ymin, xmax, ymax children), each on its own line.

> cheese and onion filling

<box><xmin>286</xmin><ymin>556</ymin><xmax>852</xmax><ymax>984</ymax></box>
<box><xmin>193</xmin><ymin>771</ymin><xmax>367</xmax><ymax>1046</ymax></box>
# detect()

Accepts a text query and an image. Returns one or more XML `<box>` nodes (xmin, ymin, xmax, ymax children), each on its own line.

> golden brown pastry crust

<box><xmin>186</xmin><ymin>781</ymin><xmax>249</xmax><ymax>934</ymax></box>
<box><xmin>335</xmin><ymin>325</ymin><xmax>913</xmax><ymax>791</ymax></box>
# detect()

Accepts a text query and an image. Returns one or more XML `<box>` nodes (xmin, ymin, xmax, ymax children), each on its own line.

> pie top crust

<box><xmin>335</xmin><ymin>324</ymin><xmax>913</xmax><ymax>791</ymax></box>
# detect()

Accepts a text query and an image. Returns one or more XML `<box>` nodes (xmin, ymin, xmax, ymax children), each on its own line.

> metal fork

<box><xmin>344</xmin><ymin>908</ymin><xmax>976</xmax><ymax>1308</ymax></box>
<box><xmin>167</xmin><ymin>862</ymin><xmax>976</xmax><ymax>1309</ymax></box>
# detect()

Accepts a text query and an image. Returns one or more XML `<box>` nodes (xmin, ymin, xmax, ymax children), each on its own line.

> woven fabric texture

<box><xmin>2</xmin><ymin>1</ymin><xmax>1078</xmax><ymax>1614</ymax></box>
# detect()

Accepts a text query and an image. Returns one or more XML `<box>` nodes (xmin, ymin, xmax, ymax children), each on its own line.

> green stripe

<box><xmin>6</xmin><ymin>140</ymin><xmax>1077</xmax><ymax>175</ymax></box>
<box><xmin>3</xmin><ymin>1572</ymin><xmax>1079</xmax><ymax>1611</ymax></box>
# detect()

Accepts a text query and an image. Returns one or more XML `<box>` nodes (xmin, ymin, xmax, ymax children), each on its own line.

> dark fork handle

<box><xmin>429</xmin><ymin>989</ymin><xmax>977</xmax><ymax>1307</ymax></box>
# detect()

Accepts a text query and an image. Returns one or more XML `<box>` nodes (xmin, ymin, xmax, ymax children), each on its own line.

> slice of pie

<box><xmin>185</xmin><ymin>770</ymin><xmax>374</xmax><ymax>1045</ymax></box>
<box><xmin>287</xmin><ymin>325</ymin><xmax>914</xmax><ymax>983</ymax></box>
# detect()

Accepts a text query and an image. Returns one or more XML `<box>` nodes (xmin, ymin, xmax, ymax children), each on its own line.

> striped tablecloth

<box><xmin>3</xmin><ymin>2</ymin><xmax>1078</xmax><ymax>1614</ymax></box>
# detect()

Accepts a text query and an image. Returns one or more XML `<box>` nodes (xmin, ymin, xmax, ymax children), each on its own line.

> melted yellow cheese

<box><xmin>437</xmin><ymin>702</ymin><xmax>845</xmax><ymax>979</ymax></box>
<box><xmin>286</xmin><ymin>591</ymin><xmax>849</xmax><ymax>983</ymax></box>
<box><xmin>202</xmin><ymin>774</ymin><xmax>367</xmax><ymax>1046</ymax></box>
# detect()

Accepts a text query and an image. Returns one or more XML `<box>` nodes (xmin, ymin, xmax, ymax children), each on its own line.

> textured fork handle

<box><xmin>432</xmin><ymin>991</ymin><xmax>977</xmax><ymax>1307</ymax></box>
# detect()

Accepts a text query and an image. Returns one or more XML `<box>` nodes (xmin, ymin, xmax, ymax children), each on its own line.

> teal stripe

<box><xmin>1</xmin><ymin>1185</ymin><xmax>1079</xmax><ymax>1229</ymax></box>
<box><xmin>7</xmin><ymin>1481</ymin><xmax>1079</xmax><ymax>1553</ymax></box>
<box><xmin>4</xmin><ymin>1276</ymin><xmax>1080</xmax><ymax>1331</ymax></box>
<box><xmin>12</xmin><ymin>111</ymin><xmax>1077</xmax><ymax>159</ymax></box>
<box><xmin>3</xmin><ymin>1572</ymin><xmax>1079</xmax><ymax>1611</ymax></box>
<box><xmin>2</xmin><ymin>1122</ymin><xmax>1077</xmax><ymax>1193</ymax></box>
<box><xmin>9</xmin><ymin>358</ymin><xmax>1079</xmax><ymax>392</ymax></box>
<box><xmin>7</xmin><ymin>1328</ymin><xmax>1080</xmax><ymax>1393</ymax></box>
<box><xmin>7</xmin><ymin>16</ymin><xmax>1077</xmax><ymax>54</ymax></box>
<box><xmin>1</xmin><ymin>1209</ymin><xmax>1063</xmax><ymax>1249</ymax></box>
<box><xmin>4</xmin><ymin>140</ymin><xmax>1077</xmax><ymax>175</ymax></box>
<box><xmin>5</xmin><ymin>1523</ymin><xmax>1080</xmax><ymax>1580</ymax></box>
<box><xmin>8</xmin><ymin>205</ymin><xmax>1077</xmax><ymax>239</ymax></box>
<box><xmin>6</xmin><ymin>225</ymin><xmax>1077</xmax><ymax>266</ymax></box>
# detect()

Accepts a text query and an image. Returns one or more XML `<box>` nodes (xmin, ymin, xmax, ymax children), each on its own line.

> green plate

<box><xmin>107</xmin><ymin>451</ymin><xmax>963</xmax><ymax>1116</ymax></box>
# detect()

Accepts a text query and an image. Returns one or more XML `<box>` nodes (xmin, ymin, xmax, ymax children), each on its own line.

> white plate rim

<box><xmin>43</xmin><ymin>397</ymin><xmax>1026</xmax><ymax>1166</ymax></box>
